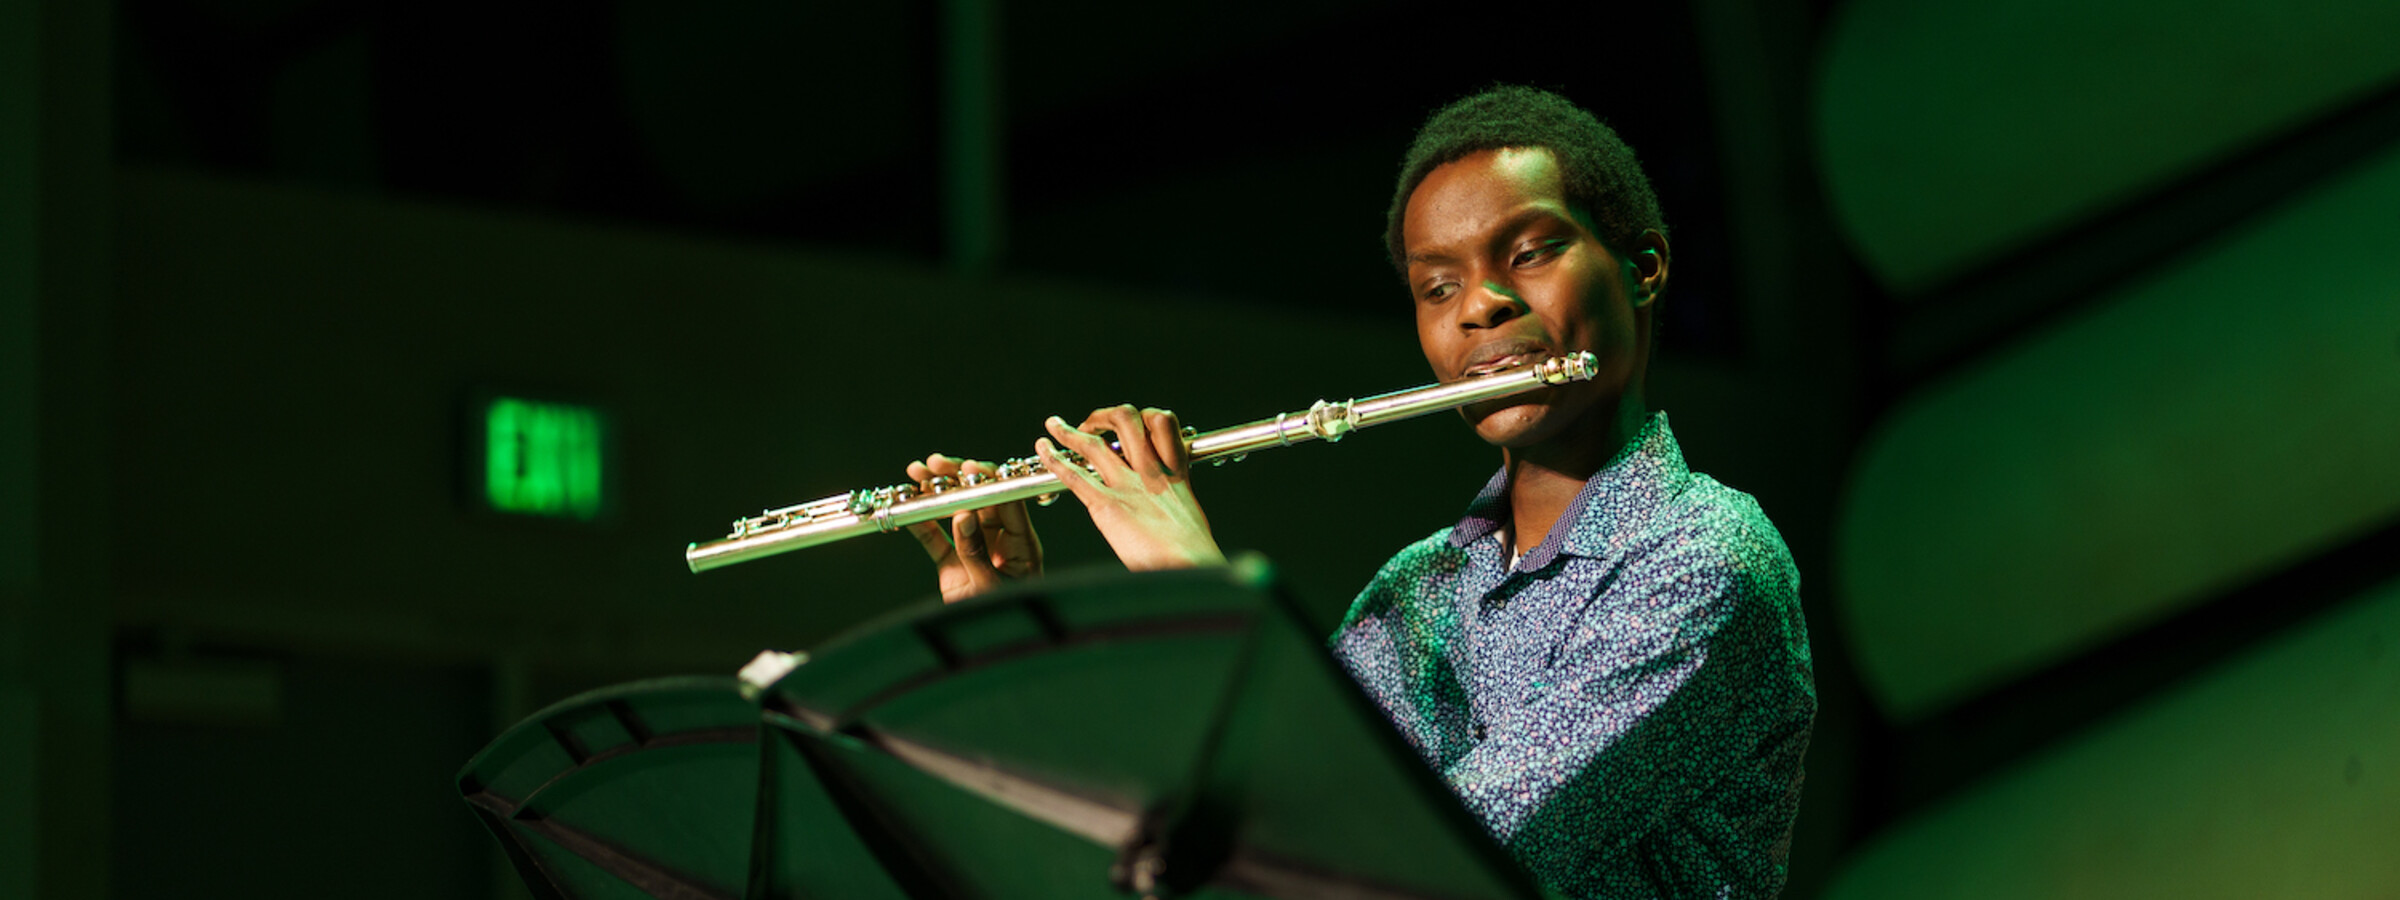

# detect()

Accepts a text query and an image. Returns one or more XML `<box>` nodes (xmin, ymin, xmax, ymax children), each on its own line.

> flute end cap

<box><xmin>1544</xmin><ymin>351</ymin><xmax>1600</xmax><ymax>384</ymax></box>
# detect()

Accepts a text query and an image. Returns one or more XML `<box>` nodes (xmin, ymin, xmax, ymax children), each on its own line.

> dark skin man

<box><xmin>905</xmin><ymin>144</ymin><xmax>1667</xmax><ymax>597</ymax></box>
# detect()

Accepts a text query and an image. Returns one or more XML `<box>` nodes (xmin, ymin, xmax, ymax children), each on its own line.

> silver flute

<box><xmin>685</xmin><ymin>351</ymin><xmax>1599</xmax><ymax>573</ymax></box>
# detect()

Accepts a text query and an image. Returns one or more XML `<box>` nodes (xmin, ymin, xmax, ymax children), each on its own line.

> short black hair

<box><xmin>1384</xmin><ymin>85</ymin><xmax>1667</xmax><ymax>275</ymax></box>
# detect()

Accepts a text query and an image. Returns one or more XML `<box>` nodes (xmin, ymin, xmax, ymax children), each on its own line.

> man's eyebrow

<box><xmin>1493</xmin><ymin>206</ymin><xmax>1577</xmax><ymax>239</ymax></box>
<box><xmin>1410</xmin><ymin>205</ymin><xmax>1580</xmax><ymax>267</ymax></box>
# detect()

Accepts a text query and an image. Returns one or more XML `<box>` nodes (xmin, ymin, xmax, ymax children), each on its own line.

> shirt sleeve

<box><xmin>1439</xmin><ymin>512</ymin><xmax>1811</xmax><ymax>892</ymax></box>
<box><xmin>1329</xmin><ymin>534</ymin><xmax>1472</xmax><ymax>764</ymax></box>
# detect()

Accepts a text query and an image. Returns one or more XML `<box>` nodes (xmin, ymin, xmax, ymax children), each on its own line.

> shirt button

<box><xmin>1474</xmin><ymin>722</ymin><xmax>1488</xmax><ymax>741</ymax></box>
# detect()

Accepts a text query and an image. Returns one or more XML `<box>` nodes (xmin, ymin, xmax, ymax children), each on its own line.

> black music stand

<box><xmin>458</xmin><ymin>676</ymin><xmax>765</xmax><ymax>899</ymax></box>
<box><xmin>459</xmin><ymin>559</ymin><xmax>1546</xmax><ymax>900</ymax></box>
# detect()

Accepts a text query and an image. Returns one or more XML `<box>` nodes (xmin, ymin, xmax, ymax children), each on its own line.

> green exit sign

<box><xmin>480</xmin><ymin>396</ymin><xmax>606</xmax><ymax>521</ymax></box>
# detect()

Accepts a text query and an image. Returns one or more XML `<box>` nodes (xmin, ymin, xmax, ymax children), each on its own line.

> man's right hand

<box><xmin>903</xmin><ymin>453</ymin><xmax>1043</xmax><ymax>603</ymax></box>
<box><xmin>1036</xmin><ymin>405</ymin><xmax>1226</xmax><ymax>572</ymax></box>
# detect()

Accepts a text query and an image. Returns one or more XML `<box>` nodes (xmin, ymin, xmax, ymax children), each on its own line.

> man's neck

<box><xmin>1501</xmin><ymin>398</ymin><xmax>1648</xmax><ymax>558</ymax></box>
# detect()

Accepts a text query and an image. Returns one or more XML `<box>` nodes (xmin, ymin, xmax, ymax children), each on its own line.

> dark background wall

<box><xmin>6</xmin><ymin>0</ymin><xmax>2397</xmax><ymax>897</ymax></box>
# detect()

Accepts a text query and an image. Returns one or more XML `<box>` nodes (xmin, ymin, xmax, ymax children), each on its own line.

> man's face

<box><xmin>1402</xmin><ymin>146</ymin><xmax>1659</xmax><ymax>449</ymax></box>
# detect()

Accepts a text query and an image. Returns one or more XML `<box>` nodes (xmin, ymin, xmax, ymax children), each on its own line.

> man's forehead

<box><xmin>1479</xmin><ymin>146</ymin><xmax>1565</xmax><ymax>188</ymax></box>
<box><xmin>1404</xmin><ymin>147</ymin><xmax>1573</xmax><ymax>254</ymax></box>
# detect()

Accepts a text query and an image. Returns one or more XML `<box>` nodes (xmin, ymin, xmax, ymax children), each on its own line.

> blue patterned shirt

<box><xmin>1330</xmin><ymin>413</ymin><xmax>1813</xmax><ymax>899</ymax></box>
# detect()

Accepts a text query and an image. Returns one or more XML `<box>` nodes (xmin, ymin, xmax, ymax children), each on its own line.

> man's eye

<box><xmin>1512</xmin><ymin>240</ymin><xmax>1565</xmax><ymax>267</ymax></box>
<box><xmin>1423</xmin><ymin>282</ymin><xmax>1458</xmax><ymax>302</ymax></box>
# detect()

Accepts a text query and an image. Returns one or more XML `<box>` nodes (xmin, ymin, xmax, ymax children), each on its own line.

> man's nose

<box><xmin>1462</xmin><ymin>279</ymin><xmax>1526</xmax><ymax>329</ymax></box>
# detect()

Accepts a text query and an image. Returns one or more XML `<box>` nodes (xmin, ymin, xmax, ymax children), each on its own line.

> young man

<box><xmin>908</xmin><ymin>86</ymin><xmax>1814</xmax><ymax>899</ymax></box>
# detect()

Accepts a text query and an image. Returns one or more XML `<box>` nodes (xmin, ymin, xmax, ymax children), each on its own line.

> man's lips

<box><xmin>1464</xmin><ymin>353</ymin><xmax>1538</xmax><ymax>376</ymax></box>
<box><xmin>1459</xmin><ymin>338</ymin><xmax>1551</xmax><ymax>377</ymax></box>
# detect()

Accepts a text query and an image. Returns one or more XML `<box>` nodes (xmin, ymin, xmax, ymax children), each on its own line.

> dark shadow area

<box><xmin>109</xmin><ymin>644</ymin><xmax>496</xmax><ymax>898</ymax></box>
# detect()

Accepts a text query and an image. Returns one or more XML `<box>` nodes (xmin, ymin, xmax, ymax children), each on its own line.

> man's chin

<box><xmin>1464</xmin><ymin>402</ymin><xmax>1554</xmax><ymax>448</ymax></box>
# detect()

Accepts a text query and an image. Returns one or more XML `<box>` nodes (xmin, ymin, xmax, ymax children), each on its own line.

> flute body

<box><xmin>685</xmin><ymin>352</ymin><xmax>1598</xmax><ymax>573</ymax></box>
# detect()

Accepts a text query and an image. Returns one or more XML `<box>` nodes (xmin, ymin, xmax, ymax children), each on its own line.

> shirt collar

<box><xmin>1446</xmin><ymin>412</ymin><xmax>1685</xmax><ymax>567</ymax></box>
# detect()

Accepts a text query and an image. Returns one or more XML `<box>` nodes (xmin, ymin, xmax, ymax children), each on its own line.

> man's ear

<box><xmin>1629</xmin><ymin>229</ymin><xmax>1669</xmax><ymax>309</ymax></box>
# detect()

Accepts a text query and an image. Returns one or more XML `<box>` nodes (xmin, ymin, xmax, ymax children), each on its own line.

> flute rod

<box><xmin>684</xmin><ymin>352</ymin><xmax>1597</xmax><ymax>573</ymax></box>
